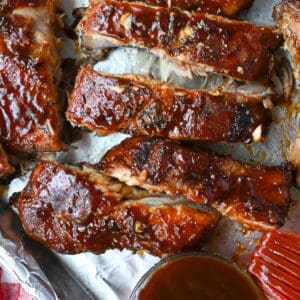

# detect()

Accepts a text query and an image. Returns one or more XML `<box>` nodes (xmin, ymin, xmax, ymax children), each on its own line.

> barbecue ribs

<box><xmin>0</xmin><ymin>0</ymin><xmax>63</xmax><ymax>152</ymax></box>
<box><xmin>117</xmin><ymin>0</ymin><xmax>254</xmax><ymax>17</ymax></box>
<box><xmin>100</xmin><ymin>136</ymin><xmax>292</xmax><ymax>230</ymax></box>
<box><xmin>17</xmin><ymin>158</ymin><xmax>220</xmax><ymax>256</ymax></box>
<box><xmin>78</xmin><ymin>0</ymin><xmax>281</xmax><ymax>81</ymax></box>
<box><xmin>66</xmin><ymin>67</ymin><xmax>270</xmax><ymax>143</ymax></box>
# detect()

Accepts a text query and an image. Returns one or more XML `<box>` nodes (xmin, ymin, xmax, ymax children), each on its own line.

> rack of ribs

<box><xmin>77</xmin><ymin>0</ymin><xmax>281</xmax><ymax>82</ymax></box>
<box><xmin>0</xmin><ymin>0</ymin><xmax>63</xmax><ymax>152</ymax></box>
<box><xmin>274</xmin><ymin>0</ymin><xmax>300</xmax><ymax>79</ymax></box>
<box><xmin>115</xmin><ymin>0</ymin><xmax>254</xmax><ymax>17</ymax></box>
<box><xmin>99</xmin><ymin>136</ymin><xmax>292</xmax><ymax>230</ymax></box>
<box><xmin>16</xmin><ymin>158</ymin><xmax>220</xmax><ymax>256</ymax></box>
<box><xmin>66</xmin><ymin>67</ymin><xmax>270</xmax><ymax>143</ymax></box>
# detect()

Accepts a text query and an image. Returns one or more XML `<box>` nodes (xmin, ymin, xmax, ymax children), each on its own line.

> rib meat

<box><xmin>0</xmin><ymin>1</ymin><xmax>63</xmax><ymax>152</ymax></box>
<box><xmin>117</xmin><ymin>0</ymin><xmax>254</xmax><ymax>17</ymax></box>
<box><xmin>0</xmin><ymin>145</ymin><xmax>14</xmax><ymax>178</ymax></box>
<box><xmin>17</xmin><ymin>159</ymin><xmax>220</xmax><ymax>256</ymax></box>
<box><xmin>78</xmin><ymin>0</ymin><xmax>281</xmax><ymax>82</ymax></box>
<box><xmin>66</xmin><ymin>67</ymin><xmax>269</xmax><ymax>143</ymax></box>
<box><xmin>0</xmin><ymin>0</ymin><xmax>60</xmax><ymax>13</ymax></box>
<box><xmin>274</xmin><ymin>0</ymin><xmax>300</xmax><ymax>79</ymax></box>
<box><xmin>99</xmin><ymin>136</ymin><xmax>292</xmax><ymax>230</ymax></box>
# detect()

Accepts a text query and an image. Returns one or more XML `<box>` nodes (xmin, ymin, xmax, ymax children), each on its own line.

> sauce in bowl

<box><xmin>131</xmin><ymin>253</ymin><xmax>265</xmax><ymax>300</ymax></box>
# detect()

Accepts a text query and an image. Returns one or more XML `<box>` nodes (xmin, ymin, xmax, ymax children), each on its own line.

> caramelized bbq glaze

<box><xmin>100</xmin><ymin>136</ymin><xmax>292</xmax><ymax>230</ymax></box>
<box><xmin>0</xmin><ymin>3</ymin><xmax>62</xmax><ymax>152</ymax></box>
<box><xmin>17</xmin><ymin>159</ymin><xmax>220</xmax><ymax>255</ymax></box>
<box><xmin>120</xmin><ymin>0</ymin><xmax>254</xmax><ymax>17</ymax></box>
<box><xmin>78</xmin><ymin>0</ymin><xmax>281</xmax><ymax>82</ymax></box>
<box><xmin>66</xmin><ymin>67</ymin><xmax>268</xmax><ymax>143</ymax></box>
<box><xmin>0</xmin><ymin>0</ymin><xmax>60</xmax><ymax>13</ymax></box>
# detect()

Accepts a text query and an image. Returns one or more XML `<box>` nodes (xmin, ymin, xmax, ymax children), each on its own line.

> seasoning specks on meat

<box><xmin>17</xmin><ymin>159</ymin><xmax>220</xmax><ymax>256</ymax></box>
<box><xmin>100</xmin><ymin>136</ymin><xmax>292</xmax><ymax>230</ymax></box>
<box><xmin>78</xmin><ymin>0</ymin><xmax>281</xmax><ymax>82</ymax></box>
<box><xmin>66</xmin><ymin>67</ymin><xmax>270</xmax><ymax>143</ymax></box>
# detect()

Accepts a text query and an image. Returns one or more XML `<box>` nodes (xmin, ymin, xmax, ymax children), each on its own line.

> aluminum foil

<box><xmin>1</xmin><ymin>0</ymin><xmax>300</xmax><ymax>299</ymax></box>
<box><xmin>0</xmin><ymin>202</ymin><xmax>57</xmax><ymax>300</ymax></box>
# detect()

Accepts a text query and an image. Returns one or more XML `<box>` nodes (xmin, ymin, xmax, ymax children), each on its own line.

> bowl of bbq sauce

<box><xmin>131</xmin><ymin>253</ymin><xmax>265</xmax><ymax>300</ymax></box>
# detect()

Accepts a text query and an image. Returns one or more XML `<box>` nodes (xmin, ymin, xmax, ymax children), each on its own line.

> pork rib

<box><xmin>116</xmin><ymin>0</ymin><xmax>254</xmax><ymax>17</ymax></box>
<box><xmin>78</xmin><ymin>0</ymin><xmax>281</xmax><ymax>82</ymax></box>
<box><xmin>274</xmin><ymin>0</ymin><xmax>300</xmax><ymax>79</ymax></box>
<box><xmin>17</xmin><ymin>159</ymin><xmax>220</xmax><ymax>256</ymax></box>
<box><xmin>0</xmin><ymin>0</ymin><xmax>60</xmax><ymax>13</ymax></box>
<box><xmin>0</xmin><ymin>1</ymin><xmax>63</xmax><ymax>152</ymax></box>
<box><xmin>66</xmin><ymin>67</ymin><xmax>269</xmax><ymax>143</ymax></box>
<box><xmin>99</xmin><ymin>136</ymin><xmax>292</xmax><ymax>230</ymax></box>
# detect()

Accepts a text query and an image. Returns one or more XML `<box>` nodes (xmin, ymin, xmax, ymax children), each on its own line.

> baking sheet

<box><xmin>1</xmin><ymin>0</ymin><xmax>300</xmax><ymax>299</ymax></box>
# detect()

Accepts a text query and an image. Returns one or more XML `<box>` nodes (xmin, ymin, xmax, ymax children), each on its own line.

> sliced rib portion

<box><xmin>99</xmin><ymin>136</ymin><xmax>292</xmax><ymax>230</ymax></box>
<box><xmin>118</xmin><ymin>0</ymin><xmax>254</xmax><ymax>17</ymax></box>
<box><xmin>66</xmin><ymin>67</ymin><xmax>269</xmax><ymax>143</ymax></box>
<box><xmin>0</xmin><ymin>0</ymin><xmax>60</xmax><ymax>13</ymax></box>
<box><xmin>274</xmin><ymin>0</ymin><xmax>300</xmax><ymax>79</ymax></box>
<box><xmin>0</xmin><ymin>1</ymin><xmax>63</xmax><ymax>152</ymax></box>
<box><xmin>17</xmin><ymin>159</ymin><xmax>220</xmax><ymax>256</ymax></box>
<box><xmin>78</xmin><ymin>0</ymin><xmax>281</xmax><ymax>82</ymax></box>
<box><xmin>0</xmin><ymin>145</ymin><xmax>14</xmax><ymax>178</ymax></box>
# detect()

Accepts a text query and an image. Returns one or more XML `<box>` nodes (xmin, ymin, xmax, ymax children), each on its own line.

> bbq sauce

<box><xmin>132</xmin><ymin>255</ymin><xmax>265</xmax><ymax>300</ymax></box>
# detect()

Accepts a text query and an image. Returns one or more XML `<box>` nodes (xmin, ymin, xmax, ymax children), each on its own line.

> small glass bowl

<box><xmin>130</xmin><ymin>252</ymin><xmax>265</xmax><ymax>300</ymax></box>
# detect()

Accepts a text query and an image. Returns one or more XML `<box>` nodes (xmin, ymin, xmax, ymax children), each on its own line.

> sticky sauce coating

<box><xmin>0</xmin><ymin>0</ymin><xmax>59</xmax><ymax>13</ymax></box>
<box><xmin>0</xmin><ymin>11</ymin><xmax>62</xmax><ymax>152</ymax></box>
<box><xmin>100</xmin><ymin>136</ymin><xmax>292</xmax><ymax>230</ymax></box>
<box><xmin>79</xmin><ymin>0</ymin><xmax>281</xmax><ymax>82</ymax></box>
<box><xmin>17</xmin><ymin>159</ymin><xmax>220</xmax><ymax>256</ymax></box>
<box><xmin>133</xmin><ymin>255</ymin><xmax>264</xmax><ymax>300</ymax></box>
<box><xmin>118</xmin><ymin>0</ymin><xmax>254</xmax><ymax>16</ymax></box>
<box><xmin>67</xmin><ymin>67</ymin><xmax>268</xmax><ymax>143</ymax></box>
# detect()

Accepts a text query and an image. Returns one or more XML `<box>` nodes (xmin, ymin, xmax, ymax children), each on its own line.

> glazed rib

<box><xmin>17</xmin><ymin>159</ymin><xmax>220</xmax><ymax>256</ymax></box>
<box><xmin>118</xmin><ymin>0</ymin><xmax>254</xmax><ymax>17</ymax></box>
<box><xmin>0</xmin><ymin>0</ymin><xmax>60</xmax><ymax>13</ymax></box>
<box><xmin>99</xmin><ymin>136</ymin><xmax>292</xmax><ymax>230</ymax></box>
<box><xmin>78</xmin><ymin>0</ymin><xmax>281</xmax><ymax>82</ymax></box>
<box><xmin>0</xmin><ymin>145</ymin><xmax>14</xmax><ymax>178</ymax></box>
<box><xmin>0</xmin><ymin>1</ymin><xmax>63</xmax><ymax>152</ymax></box>
<box><xmin>66</xmin><ymin>67</ymin><xmax>269</xmax><ymax>143</ymax></box>
<box><xmin>274</xmin><ymin>0</ymin><xmax>300</xmax><ymax>79</ymax></box>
